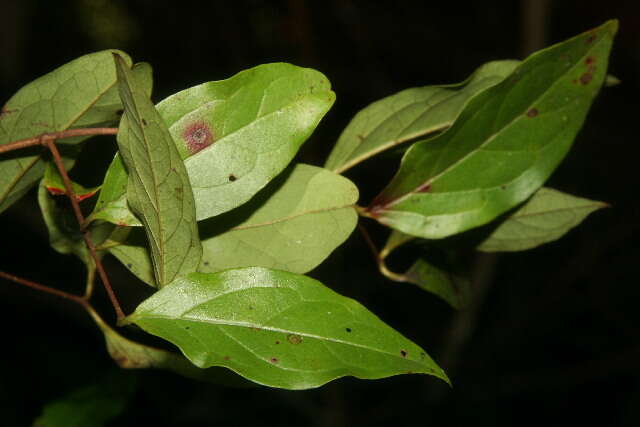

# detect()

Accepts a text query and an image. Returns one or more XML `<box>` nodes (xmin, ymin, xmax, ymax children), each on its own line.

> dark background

<box><xmin>1</xmin><ymin>1</ymin><xmax>639</xmax><ymax>426</ymax></box>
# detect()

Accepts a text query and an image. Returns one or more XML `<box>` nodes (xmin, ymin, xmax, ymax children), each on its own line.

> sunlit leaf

<box><xmin>125</xmin><ymin>267</ymin><xmax>449</xmax><ymax>390</ymax></box>
<box><xmin>366</xmin><ymin>21</ymin><xmax>617</xmax><ymax>239</ymax></box>
<box><xmin>114</xmin><ymin>54</ymin><xmax>202</xmax><ymax>287</ymax></box>
<box><xmin>325</xmin><ymin>60</ymin><xmax>519</xmax><ymax>173</ymax></box>
<box><xmin>199</xmin><ymin>163</ymin><xmax>358</xmax><ymax>273</ymax></box>
<box><xmin>477</xmin><ymin>187</ymin><xmax>607</xmax><ymax>252</ymax></box>
<box><xmin>0</xmin><ymin>50</ymin><xmax>150</xmax><ymax>214</ymax></box>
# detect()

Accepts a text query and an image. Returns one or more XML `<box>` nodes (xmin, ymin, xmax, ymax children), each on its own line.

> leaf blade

<box><xmin>125</xmin><ymin>267</ymin><xmax>448</xmax><ymax>389</ymax></box>
<box><xmin>367</xmin><ymin>21</ymin><xmax>617</xmax><ymax>239</ymax></box>
<box><xmin>114</xmin><ymin>54</ymin><xmax>202</xmax><ymax>287</ymax></box>
<box><xmin>477</xmin><ymin>187</ymin><xmax>607</xmax><ymax>252</ymax></box>
<box><xmin>325</xmin><ymin>60</ymin><xmax>520</xmax><ymax>173</ymax></box>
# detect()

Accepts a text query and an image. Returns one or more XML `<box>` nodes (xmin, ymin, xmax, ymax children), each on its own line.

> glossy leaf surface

<box><xmin>126</xmin><ymin>267</ymin><xmax>449</xmax><ymax>389</ymax></box>
<box><xmin>0</xmin><ymin>50</ymin><xmax>145</xmax><ymax>214</ymax></box>
<box><xmin>114</xmin><ymin>54</ymin><xmax>202</xmax><ymax>287</ymax></box>
<box><xmin>478</xmin><ymin>187</ymin><xmax>607</xmax><ymax>252</ymax></box>
<box><xmin>367</xmin><ymin>21</ymin><xmax>616</xmax><ymax>239</ymax></box>
<box><xmin>325</xmin><ymin>60</ymin><xmax>519</xmax><ymax>173</ymax></box>
<box><xmin>199</xmin><ymin>163</ymin><xmax>358</xmax><ymax>273</ymax></box>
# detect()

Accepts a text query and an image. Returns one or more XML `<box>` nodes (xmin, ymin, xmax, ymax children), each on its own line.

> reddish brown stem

<box><xmin>0</xmin><ymin>128</ymin><xmax>118</xmax><ymax>155</ymax></box>
<box><xmin>0</xmin><ymin>270</ymin><xmax>87</xmax><ymax>307</ymax></box>
<box><xmin>44</xmin><ymin>137</ymin><xmax>125</xmax><ymax>321</ymax></box>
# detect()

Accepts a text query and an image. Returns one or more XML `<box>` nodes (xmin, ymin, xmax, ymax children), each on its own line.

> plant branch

<box><xmin>44</xmin><ymin>137</ymin><xmax>125</xmax><ymax>321</ymax></box>
<box><xmin>0</xmin><ymin>270</ymin><xmax>87</xmax><ymax>307</ymax></box>
<box><xmin>0</xmin><ymin>128</ymin><xmax>118</xmax><ymax>155</ymax></box>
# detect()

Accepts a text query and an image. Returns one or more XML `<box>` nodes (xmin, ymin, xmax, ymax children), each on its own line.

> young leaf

<box><xmin>31</xmin><ymin>370</ymin><xmax>135</xmax><ymax>427</ymax></box>
<box><xmin>199</xmin><ymin>163</ymin><xmax>358</xmax><ymax>273</ymax></box>
<box><xmin>477</xmin><ymin>187</ymin><xmax>607</xmax><ymax>252</ymax></box>
<box><xmin>0</xmin><ymin>50</ymin><xmax>144</xmax><ymax>214</ymax></box>
<box><xmin>94</xmin><ymin>63</ymin><xmax>335</xmax><ymax>225</ymax></box>
<box><xmin>87</xmin><ymin>307</ymin><xmax>252</xmax><ymax>387</ymax></box>
<box><xmin>124</xmin><ymin>267</ymin><xmax>449</xmax><ymax>390</ymax></box>
<box><xmin>43</xmin><ymin>162</ymin><xmax>99</xmax><ymax>201</ymax></box>
<box><xmin>325</xmin><ymin>60</ymin><xmax>520</xmax><ymax>174</ymax></box>
<box><xmin>366</xmin><ymin>20</ymin><xmax>617</xmax><ymax>239</ymax></box>
<box><xmin>114</xmin><ymin>54</ymin><xmax>202</xmax><ymax>287</ymax></box>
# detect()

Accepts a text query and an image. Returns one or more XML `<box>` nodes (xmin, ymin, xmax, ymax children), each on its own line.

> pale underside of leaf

<box><xmin>0</xmin><ymin>50</ymin><xmax>136</xmax><ymax>214</ymax></box>
<box><xmin>477</xmin><ymin>187</ymin><xmax>607</xmax><ymax>252</ymax></box>
<box><xmin>126</xmin><ymin>267</ymin><xmax>449</xmax><ymax>389</ymax></box>
<box><xmin>325</xmin><ymin>60</ymin><xmax>520</xmax><ymax>174</ymax></box>
<box><xmin>114</xmin><ymin>54</ymin><xmax>202</xmax><ymax>287</ymax></box>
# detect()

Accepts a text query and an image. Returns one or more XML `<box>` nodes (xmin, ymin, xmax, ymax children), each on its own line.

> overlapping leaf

<box><xmin>94</xmin><ymin>63</ymin><xmax>335</xmax><ymax>226</ymax></box>
<box><xmin>0</xmin><ymin>50</ymin><xmax>150</xmax><ymax>214</ymax></box>
<box><xmin>366</xmin><ymin>20</ymin><xmax>617</xmax><ymax>239</ymax></box>
<box><xmin>125</xmin><ymin>267</ymin><xmax>449</xmax><ymax>390</ymax></box>
<box><xmin>477</xmin><ymin>187</ymin><xmax>607</xmax><ymax>252</ymax></box>
<box><xmin>198</xmin><ymin>163</ymin><xmax>358</xmax><ymax>273</ymax></box>
<box><xmin>114</xmin><ymin>54</ymin><xmax>202</xmax><ymax>287</ymax></box>
<box><xmin>325</xmin><ymin>60</ymin><xmax>520</xmax><ymax>173</ymax></box>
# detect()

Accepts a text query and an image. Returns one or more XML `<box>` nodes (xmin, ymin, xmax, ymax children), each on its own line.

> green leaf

<box><xmin>125</xmin><ymin>267</ymin><xmax>449</xmax><ymax>390</ymax></box>
<box><xmin>199</xmin><ymin>163</ymin><xmax>358</xmax><ymax>273</ymax></box>
<box><xmin>87</xmin><ymin>307</ymin><xmax>253</xmax><ymax>387</ymax></box>
<box><xmin>114</xmin><ymin>54</ymin><xmax>202</xmax><ymax>287</ymax></box>
<box><xmin>88</xmin><ymin>154</ymin><xmax>142</xmax><ymax>226</ymax></box>
<box><xmin>325</xmin><ymin>60</ymin><xmax>519</xmax><ymax>173</ymax></box>
<box><xmin>366</xmin><ymin>21</ymin><xmax>617</xmax><ymax>239</ymax></box>
<box><xmin>477</xmin><ymin>187</ymin><xmax>607</xmax><ymax>252</ymax></box>
<box><xmin>43</xmin><ymin>162</ymin><xmax>100</xmax><ymax>201</ymax></box>
<box><xmin>379</xmin><ymin>231</ymin><xmax>470</xmax><ymax>309</ymax></box>
<box><xmin>107</xmin><ymin>228</ymin><xmax>157</xmax><ymax>287</ymax></box>
<box><xmin>31</xmin><ymin>370</ymin><xmax>135</xmax><ymax>427</ymax></box>
<box><xmin>95</xmin><ymin>63</ymin><xmax>335</xmax><ymax>226</ymax></box>
<box><xmin>37</xmin><ymin>178</ymin><xmax>114</xmax><ymax>264</ymax></box>
<box><xmin>0</xmin><ymin>50</ymin><xmax>143</xmax><ymax>214</ymax></box>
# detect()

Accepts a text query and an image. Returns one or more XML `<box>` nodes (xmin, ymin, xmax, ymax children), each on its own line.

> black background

<box><xmin>1</xmin><ymin>1</ymin><xmax>639</xmax><ymax>426</ymax></box>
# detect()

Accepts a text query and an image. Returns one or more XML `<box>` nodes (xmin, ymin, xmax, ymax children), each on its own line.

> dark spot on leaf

<box><xmin>115</xmin><ymin>109</ymin><xmax>124</xmax><ymax>116</ymax></box>
<box><xmin>585</xmin><ymin>56</ymin><xmax>595</xmax><ymax>65</ymax></box>
<box><xmin>500</xmin><ymin>185</ymin><xmax>507</xmax><ymax>190</ymax></box>
<box><xmin>287</xmin><ymin>334</ymin><xmax>303</xmax><ymax>345</ymax></box>
<box><xmin>141</xmin><ymin>119</ymin><xmax>147</xmax><ymax>126</ymax></box>
<box><xmin>357</xmin><ymin>134</ymin><xmax>365</xmax><ymax>142</ymax></box>
<box><xmin>420</xmin><ymin>352</ymin><xmax>426</xmax><ymax>359</ymax></box>
<box><xmin>345</xmin><ymin>327</ymin><xmax>352</xmax><ymax>333</ymax></box>
<box><xmin>228</xmin><ymin>174</ymin><xmax>237</xmax><ymax>182</ymax></box>
<box><xmin>526</xmin><ymin>108</ymin><xmax>538</xmax><ymax>118</ymax></box>
<box><xmin>416</xmin><ymin>182</ymin><xmax>432</xmax><ymax>193</ymax></box>
<box><xmin>185</xmin><ymin>326</ymin><xmax>190</xmax><ymax>330</ymax></box>
<box><xmin>223</xmin><ymin>356</ymin><xmax>231</xmax><ymax>361</ymax></box>
<box><xmin>270</xmin><ymin>357</ymin><xmax>279</xmax><ymax>363</ymax></box>
<box><xmin>586</xmin><ymin>34</ymin><xmax>596</xmax><ymax>44</ymax></box>
<box><xmin>203</xmin><ymin>261</ymin><xmax>209</xmax><ymax>266</ymax></box>
<box><xmin>275</xmin><ymin>340</ymin><xmax>280</xmax><ymax>345</ymax></box>
<box><xmin>248</xmin><ymin>306</ymin><xmax>253</xmax><ymax>310</ymax></box>
<box><xmin>580</xmin><ymin>72</ymin><xmax>593</xmax><ymax>85</ymax></box>
<box><xmin>126</xmin><ymin>263</ymin><xmax>132</xmax><ymax>268</ymax></box>
<box><xmin>183</xmin><ymin>121</ymin><xmax>214</xmax><ymax>155</ymax></box>
<box><xmin>400</xmin><ymin>350</ymin><xmax>408</xmax><ymax>357</ymax></box>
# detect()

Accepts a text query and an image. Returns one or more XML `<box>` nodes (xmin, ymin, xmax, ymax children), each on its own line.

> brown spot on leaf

<box><xmin>275</xmin><ymin>340</ymin><xmax>280</xmax><ymax>345</ymax></box>
<box><xmin>270</xmin><ymin>357</ymin><xmax>279</xmax><ymax>363</ymax></box>
<box><xmin>0</xmin><ymin>105</ymin><xmax>17</xmax><ymax>118</ymax></box>
<box><xmin>228</xmin><ymin>174</ymin><xmax>237</xmax><ymax>182</ymax></box>
<box><xmin>526</xmin><ymin>108</ymin><xmax>539</xmax><ymax>118</ymax></box>
<box><xmin>183</xmin><ymin>121</ymin><xmax>214</xmax><ymax>154</ymax></box>
<box><xmin>287</xmin><ymin>334</ymin><xmax>303</xmax><ymax>345</ymax></box>
<box><xmin>223</xmin><ymin>355</ymin><xmax>231</xmax><ymax>361</ymax></box>
<box><xmin>580</xmin><ymin>71</ymin><xmax>593</xmax><ymax>85</ymax></box>
<box><xmin>400</xmin><ymin>350</ymin><xmax>408</xmax><ymax>357</ymax></box>
<box><xmin>586</xmin><ymin>34</ymin><xmax>596</xmax><ymax>44</ymax></box>
<box><xmin>357</xmin><ymin>134</ymin><xmax>365</xmax><ymax>142</ymax></box>
<box><xmin>585</xmin><ymin>56</ymin><xmax>595</xmax><ymax>65</ymax></box>
<box><xmin>141</xmin><ymin>119</ymin><xmax>148</xmax><ymax>126</ymax></box>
